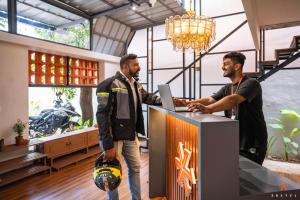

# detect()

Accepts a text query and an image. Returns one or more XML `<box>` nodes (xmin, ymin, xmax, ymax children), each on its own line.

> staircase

<box><xmin>0</xmin><ymin>144</ymin><xmax>50</xmax><ymax>187</ymax></box>
<box><xmin>244</xmin><ymin>35</ymin><xmax>300</xmax><ymax>81</ymax></box>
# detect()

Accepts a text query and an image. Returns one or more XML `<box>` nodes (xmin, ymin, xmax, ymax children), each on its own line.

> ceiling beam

<box><xmin>133</xmin><ymin>21</ymin><xmax>165</xmax><ymax>31</ymax></box>
<box><xmin>157</xmin><ymin>0</ymin><xmax>177</xmax><ymax>15</ymax></box>
<box><xmin>98</xmin><ymin>0</ymin><xmax>155</xmax><ymax>24</ymax></box>
<box><xmin>56</xmin><ymin>18</ymin><xmax>88</xmax><ymax>29</ymax></box>
<box><xmin>40</xmin><ymin>0</ymin><xmax>91</xmax><ymax>19</ymax></box>
<box><xmin>91</xmin><ymin>2</ymin><xmax>132</xmax><ymax>18</ymax></box>
<box><xmin>107</xmin><ymin>15</ymin><xmax>134</xmax><ymax>30</ymax></box>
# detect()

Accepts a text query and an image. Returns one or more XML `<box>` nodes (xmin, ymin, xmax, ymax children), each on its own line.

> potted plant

<box><xmin>268</xmin><ymin>110</ymin><xmax>300</xmax><ymax>161</ymax></box>
<box><xmin>12</xmin><ymin>119</ymin><xmax>28</xmax><ymax>145</ymax></box>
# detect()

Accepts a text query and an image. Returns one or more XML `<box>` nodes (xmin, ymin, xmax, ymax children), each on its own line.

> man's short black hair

<box><xmin>223</xmin><ymin>52</ymin><xmax>246</xmax><ymax>67</ymax></box>
<box><xmin>120</xmin><ymin>53</ymin><xmax>138</xmax><ymax>68</ymax></box>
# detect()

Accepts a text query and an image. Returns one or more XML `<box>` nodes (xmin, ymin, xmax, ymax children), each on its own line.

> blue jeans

<box><xmin>100</xmin><ymin>136</ymin><xmax>141</xmax><ymax>200</ymax></box>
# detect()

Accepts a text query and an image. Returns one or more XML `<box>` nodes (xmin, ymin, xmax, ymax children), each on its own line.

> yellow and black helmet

<box><xmin>93</xmin><ymin>153</ymin><xmax>122</xmax><ymax>191</ymax></box>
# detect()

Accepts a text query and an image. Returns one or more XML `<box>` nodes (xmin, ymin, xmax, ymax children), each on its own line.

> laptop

<box><xmin>157</xmin><ymin>84</ymin><xmax>191</xmax><ymax>112</ymax></box>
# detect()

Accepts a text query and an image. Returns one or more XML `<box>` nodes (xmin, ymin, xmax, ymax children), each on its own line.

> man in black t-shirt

<box><xmin>175</xmin><ymin>52</ymin><xmax>268</xmax><ymax>165</ymax></box>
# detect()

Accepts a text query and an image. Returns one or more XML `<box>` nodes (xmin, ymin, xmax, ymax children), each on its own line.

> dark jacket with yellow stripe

<box><xmin>96</xmin><ymin>71</ymin><xmax>161</xmax><ymax>150</ymax></box>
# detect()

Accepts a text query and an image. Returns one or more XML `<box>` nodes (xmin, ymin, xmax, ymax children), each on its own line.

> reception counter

<box><xmin>148</xmin><ymin>106</ymin><xmax>300</xmax><ymax>200</ymax></box>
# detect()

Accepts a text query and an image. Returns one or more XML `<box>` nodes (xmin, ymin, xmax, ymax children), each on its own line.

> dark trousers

<box><xmin>240</xmin><ymin>147</ymin><xmax>267</xmax><ymax>165</ymax></box>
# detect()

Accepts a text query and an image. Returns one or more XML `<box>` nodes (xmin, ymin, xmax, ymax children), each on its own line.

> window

<box><xmin>17</xmin><ymin>0</ymin><xmax>90</xmax><ymax>49</ymax></box>
<box><xmin>0</xmin><ymin>0</ymin><xmax>8</xmax><ymax>31</ymax></box>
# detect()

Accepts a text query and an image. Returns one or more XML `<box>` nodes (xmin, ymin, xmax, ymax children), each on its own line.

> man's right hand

<box><xmin>104</xmin><ymin>148</ymin><xmax>116</xmax><ymax>160</ymax></box>
<box><xmin>173</xmin><ymin>98</ymin><xmax>187</xmax><ymax>106</ymax></box>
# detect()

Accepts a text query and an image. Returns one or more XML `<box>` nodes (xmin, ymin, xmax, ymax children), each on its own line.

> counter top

<box><xmin>149</xmin><ymin>105</ymin><xmax>235</xmax><ymax>126</ymax></box>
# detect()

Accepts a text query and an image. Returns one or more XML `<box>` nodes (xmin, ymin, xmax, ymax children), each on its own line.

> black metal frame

<box><xmin>138</xmin><ymin>27</ymin><xmax>151</xmax><ymax>149</ymax></box>
<box><xmin>3</xmin><ymin>0</ymin><xmax>186</xmax><ymax>54</ymax></box>
<box><xmin>258</xmin><ymin>25</ymin><xmax>300</xmax><ymax>81</ymax></box>
<box><xmin>140</xmin><ymin>5</ymin><xmax>300</xmax><ymax>144</ymax></box>
<box><xmin>7</xmin><ymin>0</ymin><xmax>17</xmax><ymax>33</ymax></box>
<box><xmin>40</xmin><ymin>0</ymin><xmax>91</xmax><ymax>19</ymax></box>
<box><xmin>89</xmin><ymin>19</ymin><xmax>93</xmax><ymax>50</ymax></box>
<box><xmin>4</xmin><ymin>0</ymin><xmax>92</xmax><ymax>50</ymax></box>
<box><xmin>151</xmin><ymin>19</ymin><xmax>248</xmax><ymax>95</ymax></box>
<box><xmin>136</xmin><ymin>4</ymin><xmax>251</xmax><ymax>149</ymax></box>
<box><xmin>258</xmin><ymin>51</ymin><xmax>300</xmax><ymax>82</ymax></box>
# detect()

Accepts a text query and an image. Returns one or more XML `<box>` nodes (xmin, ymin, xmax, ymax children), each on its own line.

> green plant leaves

<box><xmin>287</xmin><ymin>147</ymin><xmax>298</xmax><ymax>156</ymax></box>
<box><xmin>53</xmin><ymin>88</ymin><xmax>77</xmax><ymax>101</ymax></box>
<box><xmin>266</xmin><ymin>135</ymin><xmax>277</xmax><ymax>158</ymax></box>
<box><xmin>269</xmin><ymin>123</ymin><xmax>284</xmax><ymax>129</ymax></box>
<box><xmin>290</xmin><ymin>128</ymin><xmax>300</xmax><ymax>137</ymax></box>
<box><xmin>291</xmin><ymin>148</ymin><xmax>298</xmax><ymax>155</ymax></box>
<box><xmin>280</xmin><ymin>109</ymin><xmax>300</xmax><ymax>122</ymax></box>
<box><xmin>291</xmin><ymin>141</ymin><xmax>299</xmax><ymax>149</ymax></box>
<box><xmin>282</xmin><ymin>136</ymin><xmax>291</xmax><ymax>144</ymax></box>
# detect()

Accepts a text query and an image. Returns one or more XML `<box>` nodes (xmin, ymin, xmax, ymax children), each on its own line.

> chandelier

<box><xmin>165</xmin><ymin>7</ymin><xmax>216</xmax><ymax>53</ymax></box>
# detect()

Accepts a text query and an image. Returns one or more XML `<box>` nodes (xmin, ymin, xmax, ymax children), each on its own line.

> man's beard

<box><xmin>129</xmin><ymin>70</ymin><xmax>139</xmax><ymax>78</ymax></box>
<box><xmin>223</xmin><ymin>69</ymin><xmax>234</xmax><ymax>77</ymax></box>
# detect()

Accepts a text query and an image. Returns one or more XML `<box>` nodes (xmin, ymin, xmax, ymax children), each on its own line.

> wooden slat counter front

<box><xmin>148</xmin><ymin>106</ymin><xmax>239</xmax><ymax>200</ymax></box>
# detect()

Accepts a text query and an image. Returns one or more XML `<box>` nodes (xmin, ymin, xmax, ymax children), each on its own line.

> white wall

<box><xmin>0</xmin><ymin>41</ymin><xmax>28</xmax><ymax>144</ymax></box>
<box><xmin>104</xmin><ymin>62</ymin><xmax>120</xmax><ymax>78</ymax></box>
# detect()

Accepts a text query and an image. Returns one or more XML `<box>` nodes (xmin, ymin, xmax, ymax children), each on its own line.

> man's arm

<box><xmin>96</xmin><ymin>80</ymin><xmax>115</xmax><ymax>159</ymax></box>
<box><xmin>140</xmin><ymin>86</ymin><xmax>162</xmax><ymax>105</ymax></box>
<box><xmin>188</xmin><ymin>96</ymin><xmax>217</xmax><ymax>106</ymax></box>
<box><xmin>188</xmin><ymin>94</ymin><xmax>246</xmax><ymax>113</ymax></box>
<box><xmin>173</xmin><ymin>96</ymin><xmax>216</xmax><ymax>107</ymax></box>
<box><xmin>175</xmin><ymin>85</ymin><xmax>227</xmax><ymax>106</ymax></box>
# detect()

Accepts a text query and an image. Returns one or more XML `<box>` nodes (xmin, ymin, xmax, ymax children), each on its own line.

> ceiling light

<box><xmin>165</xmin><ymin>0</ymin><xmax>216</xmax><ymax>53</ymax></box>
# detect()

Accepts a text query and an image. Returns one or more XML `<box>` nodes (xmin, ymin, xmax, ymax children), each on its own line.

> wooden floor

<box><xmin>0</xmin><ymin>151</ymin><xmax>155</xmax><ymax>200</ymax></box>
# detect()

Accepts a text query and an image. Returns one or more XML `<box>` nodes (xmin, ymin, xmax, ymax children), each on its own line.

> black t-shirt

<box><xmin>211</xmin><ymin>76</ymin><xmax>268</xmax><ymax>150</ymax></box>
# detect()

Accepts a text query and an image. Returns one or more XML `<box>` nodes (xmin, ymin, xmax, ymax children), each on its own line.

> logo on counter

<box><xmin>175</xmin><ymin>142</ymin><xmax>196</xmax><ymax>196</ymax></box>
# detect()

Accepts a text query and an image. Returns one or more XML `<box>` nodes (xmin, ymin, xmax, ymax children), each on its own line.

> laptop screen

<box><xmin>157</xmin><ymin>84</ymin><xmax>176</xmax><ymax>111</ymax></box>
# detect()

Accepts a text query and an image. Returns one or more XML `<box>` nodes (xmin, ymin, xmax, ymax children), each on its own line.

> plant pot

<box><xmin>15</xmin><ymin>135</ymin><xmax>24</xmax><ymax>145</ymax></box>
<box><xmin>21</xmin><ymin>139</ymin><xmax>29</xmax><ymax>145</ymax></box>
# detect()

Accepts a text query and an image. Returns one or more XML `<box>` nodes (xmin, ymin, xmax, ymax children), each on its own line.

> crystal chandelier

<box><xmin>165</xmin><ymin>3</ymin><xmax>216</xmax><ymax>53</ymax></box>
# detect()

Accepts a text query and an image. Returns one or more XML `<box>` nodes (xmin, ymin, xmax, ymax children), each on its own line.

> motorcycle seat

<box><xmin>29</xmin><ymin>116</ymin><xmax>42</xmax><ymax>120</ymax></box>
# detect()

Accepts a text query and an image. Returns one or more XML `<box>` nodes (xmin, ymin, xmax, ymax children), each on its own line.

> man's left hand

<box><xmin>187</xmin><ymin>103</ymin><xmax>212</xmax><ymax>113</ymax></box>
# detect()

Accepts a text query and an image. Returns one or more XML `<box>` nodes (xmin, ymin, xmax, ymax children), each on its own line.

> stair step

<box><xmin>259</xmin><ymin>60</ymin><xmax>277</xmax><ymax>66</ymax></box>
<box><xmin>243</xmin><ymin>72</ymin><xmax>261</xmax><ymax>78</ymax></box>
<box><xmin>52</xmin><ymin>146</ymin><xmax>100</xmax><ymax>171</ymax></box>
<box><xmin>290</xmin><ymin>35</ymin><xmax>300</xmax><ymax>49</ymax></box>
<box><xmin>0</xmin><ymin>145</ymin><xmax>30</xmax><ymax>162</ymax></box>
<box><xmin>276</xmin><ymin>48</ymin><xmax>297</xmax><ymax>60</ymax></box>
<box><xmin>0</xmin><ymin>152</ymin><xmax>47</xmax><ymax>175</ymax></box>
<box><xmin>0</xmin><ymin>165</ymin><xmax>50</xmax><ymax>187</ymax></box>
<box><xmin>258</xmin><ymin>60</ymin><xmax>277</xmax><ymax>69</ymax></box>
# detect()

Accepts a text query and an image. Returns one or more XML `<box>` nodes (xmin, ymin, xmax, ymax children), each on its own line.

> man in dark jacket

<box><xmin>96</xmin><ymin>53</ymin><xmax>161</xmax><ymax>200</ymax></box>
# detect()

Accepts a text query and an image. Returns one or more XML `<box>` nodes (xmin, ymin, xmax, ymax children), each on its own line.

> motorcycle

<box><xmin>29</xmin><ymin>92</ymin><xmax>81</xmax><ymax>136</ymax></box>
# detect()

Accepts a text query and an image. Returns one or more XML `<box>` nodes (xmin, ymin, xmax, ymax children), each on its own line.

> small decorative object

<box><xmin>12</xmin><ymin>119</ymin><xmax>28</xmax><ymax>145</ymax></box>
